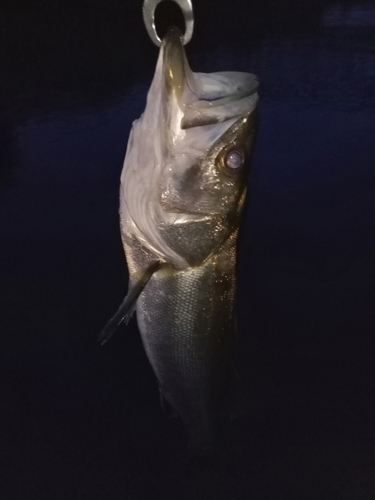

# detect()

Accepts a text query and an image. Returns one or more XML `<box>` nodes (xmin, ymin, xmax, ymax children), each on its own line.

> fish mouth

<box><xmin>162</xmin><ymin>27</ymin><xmax>259</xmax><ymax>129</ymax></box>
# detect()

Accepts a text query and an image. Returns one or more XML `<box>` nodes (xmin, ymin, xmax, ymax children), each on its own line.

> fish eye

<box><xmin>218</xmin><ymin>147</ymin><xmax>245</xmax><ymax>177</ymax></box>
<box><xmin>226</xmin><ymin>150</ymin><xmax>244</xmax><ymax>170</ymax></box>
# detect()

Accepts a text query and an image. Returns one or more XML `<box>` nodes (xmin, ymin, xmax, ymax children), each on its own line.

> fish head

<box><xmin>121</xmin><ymin>28</ymin><xmax>258</xmax><ymax>268</ymax></box>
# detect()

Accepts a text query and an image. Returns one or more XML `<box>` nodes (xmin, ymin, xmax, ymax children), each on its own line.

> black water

<box><xmin>1</xmin><ymin>1</ymin><xmax>375</xmax><ymax>499</ymax></box>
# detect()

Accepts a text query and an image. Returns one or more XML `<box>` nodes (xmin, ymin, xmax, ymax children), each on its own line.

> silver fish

<box><xmin>101</xmin><ymin>28</ymin><xmax>258</xmax><ymax>454</ymax></box>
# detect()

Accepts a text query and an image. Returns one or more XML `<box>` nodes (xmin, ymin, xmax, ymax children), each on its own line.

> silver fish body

<box><xmin>117</xmin><ymin>29</ymin><xmax>258</xmax><ymax>453</ymax></box>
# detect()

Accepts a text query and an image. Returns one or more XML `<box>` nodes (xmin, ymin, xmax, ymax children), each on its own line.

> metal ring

<box><xmin>142</xmin><ymin>0</ymin><xmax>194</xmax><ymax>47</ymax></box>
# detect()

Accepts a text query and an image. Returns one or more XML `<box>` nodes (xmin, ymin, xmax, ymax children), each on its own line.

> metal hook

<box><xmin>143</xmin><ymin>0</ymin><xmax>194</xmax><ymax>47</ymax></box>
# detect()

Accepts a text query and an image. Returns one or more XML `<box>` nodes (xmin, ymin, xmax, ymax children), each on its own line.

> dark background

<box><xmin>1</xmin><ymin>1</ymin><xmax>375</xmax><ymax>498</ymax></box>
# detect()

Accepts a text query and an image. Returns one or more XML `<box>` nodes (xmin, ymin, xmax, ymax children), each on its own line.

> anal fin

<box><xmin>99</xmin><ymin>260</ymin><xmax>162</xmax><ymax>345</ymax></box>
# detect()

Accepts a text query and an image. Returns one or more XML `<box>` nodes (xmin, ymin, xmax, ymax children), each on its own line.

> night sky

<box><xmin>1</xmin><ymin>1</ymin><xmax>375</xmax><ymax>498</ymax></box>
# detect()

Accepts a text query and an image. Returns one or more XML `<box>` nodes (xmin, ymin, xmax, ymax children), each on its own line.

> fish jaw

<box><xmin>120</xmin><ymin>28</ymin><xmax>258</xmax><ymax>270</ymax></box>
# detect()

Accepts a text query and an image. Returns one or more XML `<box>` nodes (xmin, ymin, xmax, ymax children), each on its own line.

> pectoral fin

<box><xmin>99</xmin><ymin>260</ymin><xmax>162</xmax><ymax>345</ymax></box>
<box><xmin>159</xmin><ymin>388</ymin><xmax>178</xmax><ymax>418</ymax></box>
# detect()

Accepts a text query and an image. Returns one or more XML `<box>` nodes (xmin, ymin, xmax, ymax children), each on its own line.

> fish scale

<box><xmin>135</xmin><ymin>233</ymin><xmax>237</xmax><ymax>451</ymax></box>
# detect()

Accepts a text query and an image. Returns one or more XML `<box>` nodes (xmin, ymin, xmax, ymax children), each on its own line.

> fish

<box><xmin>100</xmin><ymin>27</ymin><xmax>258</xmax><ymax>454</ymax></box>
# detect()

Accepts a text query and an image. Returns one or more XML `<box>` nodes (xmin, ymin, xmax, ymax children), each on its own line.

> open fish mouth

<box><xmin>163</xmin><ymin>27</ymin><xmax>259</xmax><ymax>130</ymax></box>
